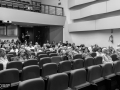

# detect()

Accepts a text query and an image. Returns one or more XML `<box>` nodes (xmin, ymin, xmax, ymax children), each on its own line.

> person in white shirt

<box><xmin>0</xmin><ymin>48</ymin><xmax>8</xmax><ymax>70</ymax></box>
<box><xmin>102</xmin><ymin>48</ymin><xmax>113</xmax><ymax>64</ymax></box>
<box><xmin>96</xmin><ymin>47</ymin><xmax>103</xmax><ymax>56</ymax></box>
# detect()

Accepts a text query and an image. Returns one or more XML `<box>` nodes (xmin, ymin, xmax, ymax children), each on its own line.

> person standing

<box><xmin>25</xmin><ymin>31</ymin><xmax>30</xmax><ymax>44</ymax></box>
<box><xmin>22</xmin><ymin>33</ymin><xmax>25</xmax><ymax>43</ymax></box>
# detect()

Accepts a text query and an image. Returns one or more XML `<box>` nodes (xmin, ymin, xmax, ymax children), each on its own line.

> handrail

<box><xmin>0</xmin><ymin>0</ymin><xmax>64</xmax><ymax>16</ymax></box>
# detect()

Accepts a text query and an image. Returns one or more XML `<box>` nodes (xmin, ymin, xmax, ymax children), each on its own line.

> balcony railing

<box><xmin>0</xmin><ymin>0</ymin><xmax>64</xmax><ymax>16</ymax></box>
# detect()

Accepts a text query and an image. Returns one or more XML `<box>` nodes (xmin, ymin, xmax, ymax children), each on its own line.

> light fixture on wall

<box><xmin>58</xmin><ymin>0</ymin><xmax>61</xmax><ymax>5</ymax></box>
<box><xmin>109</xmin><ymin>29</ymin><xmax>114</xmax><ymax>44</ymax></box>
<box><xmin>111</xmin><ymin>29</ymin><xmax>113</xmax><ymax>33</ymax></box>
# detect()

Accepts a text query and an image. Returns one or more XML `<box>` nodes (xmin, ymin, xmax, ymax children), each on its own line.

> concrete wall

<box><xmin>0</xmin><ymin>7</ymin><xmax>65</xmax><ymax>26</ymax></box>
<box><xmin>70</xmin><ymin>29</ymin><xmax>120</xmax><ymax>48</ymax></box>
<box><xmin>49</xmin><ymin>26</ymin><xmax>63</xmax><ymax>43</ymax></box>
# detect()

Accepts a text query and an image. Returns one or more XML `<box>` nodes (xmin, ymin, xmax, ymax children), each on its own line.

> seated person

<box><xmin>96</xmin><ymin>47</ymin><xmax>103</xmax><ymax>56</ymax></box>
<box><xmin>102</xmin><ymin>48</ymin><xmax>113</xmax><ymax>63</ymax></box>
<box><xmin>82</xmin><ymin>47</ymin><xmax>91</xmax><ymax>59</ymax></box>
<box><xmin>0</xmin><ymin>48</ymin><xmax>9</xmax><ymax>70</ymax></box>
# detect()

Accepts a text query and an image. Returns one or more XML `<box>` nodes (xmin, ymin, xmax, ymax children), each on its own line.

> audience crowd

<box><xmin>0</xmin><ymin>39</ymin><xmax>120</xmax><ymax>70</ymax></box>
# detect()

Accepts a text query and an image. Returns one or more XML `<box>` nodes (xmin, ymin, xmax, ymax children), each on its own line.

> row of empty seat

<box><xmin>1</xmin><ymin>61</ymin><xmax>120</xmax><ymax>90</ymax></box>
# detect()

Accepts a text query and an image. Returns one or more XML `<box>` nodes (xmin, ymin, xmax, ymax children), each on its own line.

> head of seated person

<box><xmin>0</xmin><ymin>48</ymin><xmax>6</xmax><ymax>58</ymax></box>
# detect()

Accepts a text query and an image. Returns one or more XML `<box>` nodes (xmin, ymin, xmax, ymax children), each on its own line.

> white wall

<box><xmin>61</xmin><ymin>0</ymin><xmax>73</xmax><ymax>43</ymax></box>
<box><xmin>61</xmin><ymin>0</ymin><xmax>120</xmax><ymax>47</ymax></box>
<box><xmin>68</xmin><ymin>0</ymin><xmax>96</xmax><ymax>8</ymax></box>
<box><xmin>49</xmin><ymin>26</ymin><xmax>63</xmax><ymax>43</ymax></box>
<box><xmin>70</xmin><ymin>29</ymin><xmax>120</xmax><ymax>48</ymax></box>
<box><xmin>41</xmin><ymin>0</ymin><xmax>60</xmax><ymax>6</ymax></box>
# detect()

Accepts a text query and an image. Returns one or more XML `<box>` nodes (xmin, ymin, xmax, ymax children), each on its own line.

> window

<box><xmin>7</xmin><ymin>25</ymin><xmax>18</xmax><ymax>36</ymax></box>
<box><xmin>0</xmin><ymin>26</ymin><xmax>6</xmax><ymax>35</ymax></box>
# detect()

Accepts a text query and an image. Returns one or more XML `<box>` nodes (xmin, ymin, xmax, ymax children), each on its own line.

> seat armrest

<box><xmin>74</xmin><ymin>82</ymin><xmax>90</xmax><ymax>90</ymax></box>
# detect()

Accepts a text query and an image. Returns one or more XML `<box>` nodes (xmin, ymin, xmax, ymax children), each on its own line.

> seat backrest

<box><xmin>58</xmin><ymin>61</ymin><xmax>71</xmax><ymax>73</ymax></box>
<box><xmin>7</xmin><ymin>54</ymin><xmax>14</xmax><ymax>61</ymax></box>
<box><xmin>69</xmin><ymin>68</ymin><xmax>87</xmax><ymax>88</ymax></box>
<box><xmin>47</xmin><ymin>51</ymin><xmax>56</xmax><ymax>55</ymax></box>
<box><xmin>62</xmin><ymin>55</ymin><xmax>68</xmax><ymax>61</ymax></box>
<box><xmin>0</xmin><ymin>63</ymin><xmax>3</xmax><ymax>71</ymax></box>
<box><xmin>90</xmin><ymin>52</ymin><xmax>97</xmax><ymax>58</ymax></box>
<box><xmin>8</xmin><ymin>52</ymin><xmax>16</xmax><ymax>56</ymax></box>
<box><xmin>18</xmin><ymin>78</ymin><xmax>45</xmax><ymax>90</ymax></box>
<box><xmin>37</xmin><ymin>54</ymin><xmax>48</xmax><ymax>61</ymax></box>
<box><xmin>101</xmin><ymin>63</ymin><xmax>114</xmax><ymax>77</ymax></box>
<box><xmin>72</xmin><ymin>59</ymin><xmax>84</xmax><ymax>69</ymax></box>
<box><xmin>87</xmin><ymin>65</ymin><xmax>102</xmax><ymax>83</ymax></box>
<box><xmin>22</xmin><ymin>65</ymin><xmax>40</xmax><ymax>81</ymax></box>
<box><xmin>49</xmin><ymin>53</ymin><xmax>58</xmax><ymax>57</ymax></box>
<box><xmin>84</xmin><ymin>57</ymin><xmax>94</xmax><ymax>68</ymax></box>
<box><xmin>94</xmin><ymin>56</ymin><xmax>102</xmax><ymax>65</ymax></box>
<box><xmin>39</xmin><ymin>57</ymin><xmax>51</xmax><ymax>68</ymax></box>
<box><xmin>0</xmin><ymin>69</ymin><xmax>19</xmax><ymax>83</ymax></box>
<box><xmin>113</xmin><ymin>61</ymin><xmax>120</xmax><ymax>74</ymax></box>
<box><xmin>73</xmin><ymin>54</ymin><xmax>82</xmax><ymax>59</ymax></box>
<box><xmin>7</xmin><ymin>61</ymin><xmax>22</xmax><ymax>70</ymax></box>
<box><xmin>51</xmin><ymin>56</ymin><xmax>62</xmax><ymax>64</ymax></box>
<box><xmin>47</xmin><ymin>73</ymin><xmax>68</xmax><ymax>90</ymax></box>
<box><xmin>41</xmin><ymin>63</ymin><xmax>58</xmax><ymax>77</ymax></box>
<box><xmin>23</xmin><ymin>59</ymin><xmax>38</xmax><ymax>67</ymax></box>
<box><xmin>37</xmin><ymin>52</ymin><xmax>45</xmax><ymax>57</ymax></box>
<box><xmin>11</xmin><ymin>57</ymin><xmax>19</xmax><ymax>61</ymax></box>
<box><xmin>111</xmin><ymin>54</ymin><xmax>118</xmax><ymax>61</ymax></box>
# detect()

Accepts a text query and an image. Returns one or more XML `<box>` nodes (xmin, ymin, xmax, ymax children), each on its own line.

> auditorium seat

<box><xmin>37</xmin><ymin>52</ymin><xmax>46</xmax><ymax>57</ymax></box>
<box><xmin>101</xmin><ymin>63</ymin><xmax>117</xmax><ymax>90</ymax></box>
<box><xmin>7</xmin><ymin>61</ymin><xmax>22</xmax><ymax>70</ymax></box>
<box><xmin>49</xmin><ymin>53</ymin><xmax>58</xmax><ymax>57</ymax></box>
<box><xmin>69</xmin><ymin>68</ymin><xmax>90</xmax><ymax>90</ymax></box>
<box><xmin>111</xmin><ymin>54</ymin><xmax>118</xmax><ymax>61</ymax></box>
<box><xmin>41</xmin><ymin>63</ymin><xmax>58</xmax><ymax>77</ymax></box>
<box><xmin>47</xmin><ymin>51</ymin><xmax>56</xmax><ymax>55</ymax></box>
<box><xmin>51</xmin><ymin>56</ymin><xmax>62</xmax><ymax>64</ymax></box>
<box><xmin>1</xmin><ymin>1</ymin><xmax>7</xmax><ymax>7</ymax></box>
<box><xmin>62</xmin><ymin>55</ymin><xmax>68</xmax><ymax>61</ymax></box>
<box><xmin>84</xmin><ymin>57</ymin><xmax>94</xmax><ymax>68</ymax></box>
<box><xmin>8</xmin><ymin>52</ymin><xmax>16</xmax><ymax>56</ymax></box>
<box><xmin>39</xmin><ymin>57</ymin><xmax>51</xmax><ymax>68</ymax></box>
<box><xmin>72</xmin><ymin>59</ymin><xmax>84</xmax><ymax>70</ymax></box>
<box><xmin>7</xmin><ymin>54</ymin><xmax>14</xmax><ymax>61</ymax></box>
<box><xmin>101</xmin><ymin>63</ymin><xmax>115</xmax><ymax>79</ymax></box>
<box><xmin>0</xmin><ymin>63</ymin><xmax>3</xmax><ymax>71</ymax></box>
<box><xmin>46</xmin><ymin>73</ymin><xmax>69</xmax><ymax>90</ymax></box>
<box><xmin>13</xmin><ymin>3</ymin><xmax>19</xmax><ymax>9</ymax></box>
<box><xmin>58</xmin><ymin>61</ymin><xmax>71</xmax><ymax>73</ymax></box>
<box><xmin>113</xmin><ymin>61</ymin><xmax>120</xmax><ymax>89</ymax></box>
<box><xmin>18</xmin><ymin>78</ymin><xmax>45</xmax><ymax>90</ymax></box>
<box><xmin>22</xmin><ymin>65</ymin><xmax>40</xmax><ymax>81</ymax></box>
<box><xmin>90</xmin><ymin>52</ymin><xmax>96</xmax><ymax>58</ymax></box>
<box><xmin>31</xmin><ymin>52</ymin><xmax>35</xmax><ymax>57</ymax></box>
<box><xmin>73</xmin><ymin>54</ymin><xmax>82</xmax><ymax>59</ymax></box>
<box><xmin>94</xmin><ymin>56</ymin><xmax>102</xmax><ymax>65</ymax></box>
<box><xmin>0</xmin><ymin>69</ymin><xmax>19</xmax><ymax>90</ymax></box>
<box><xmin>37</xmin><ymin>54</ymin><xmax>48</xmax><ymax>61</ymax></box>
<box><xmin>88</xmin><ymin>65</ymin><xmax>106</xmax><ymax>90</ymax></box>
<box><xmin>18</xmin><ymin>3</ymin><xmax>25</xmax><ymax>10</ymax></box>
<box><xmin>114</xmin><ymin>61</ymin><xmax>120</xmax><ymax>75</ymax></box>
<box><xmin>11</xmin><ymin>57</ymin><xmax>19</xmax><ymax>61</ymax></box>
<box><xmin>23</xmin><ymin>59</ymin><xmax>38</xmax><ymax>67</ymax></box>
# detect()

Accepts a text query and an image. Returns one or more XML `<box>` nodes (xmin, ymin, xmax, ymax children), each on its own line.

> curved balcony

<box><xmin>0</xmin><ymin>0</ymin><xmax>64</xmax><ymax>16</ymax></box>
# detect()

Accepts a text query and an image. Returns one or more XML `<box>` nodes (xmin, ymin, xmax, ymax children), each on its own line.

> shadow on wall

<box><xmin>49</xmin><ymin>26</ymin><xmax>63</xmax><ymax>43</ymax></box>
